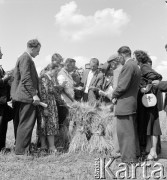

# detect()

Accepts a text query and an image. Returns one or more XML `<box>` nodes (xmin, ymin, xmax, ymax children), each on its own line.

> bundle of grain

<box><xmin>67</xmin><ymin>102</ymin><xmax>96</xmax><ymax>139</ymax></box>
<box><xmin>68</xmin><ymin>125</ymin><xmax>89</xmax><ymax>153</ymax></box>
<box><xmin>95</xmin><ymin>104</ymin><xmax>114</xmax><ymax>140</ymax></box>
<box><xmin>88</xmin><ymin>123</ymin><xmax>114</xmax><ymax>155</ymax></box>
<box><xmin>67</xmin><ymin>102</ymin><xmax>114</xmax><ymax>154</ymax></box>
<box><xmin>67</xmin><ymin>102</ymin><xmax>100</xmax><ymax>153</ymax></box>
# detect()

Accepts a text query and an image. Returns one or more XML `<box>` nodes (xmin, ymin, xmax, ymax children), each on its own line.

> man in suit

<box><xmin>11</xmin><ymin>39</ymin><xmax>41</xmax><ymax>155</ymax></box>
<box><xmin>81</xmin><ymin>58</ymin><xmax>103</xmax><ymax>105</ymax></box>
<box><xmin>111</xmin><ymin>46</ymin><xmax>141</xmax><ymax>163</ymax></box>
<box><xmin>162</xmin><ymin>44</ymin><xmax>167</xmax><ymax>113</ymax></box>
<box><xmin>0</xmin><ymin>47</ymin><xmax>13</xmax><ymax>151</ymax></box>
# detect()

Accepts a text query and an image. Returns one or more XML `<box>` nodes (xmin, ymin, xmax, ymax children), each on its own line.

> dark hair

<box><xmin>118</xmin><ymin>46</ymin><xmax>131</xmax><ymax>56</ymax></box>
<box><xmin>165</xmin><ymin>44</ymin><xmax>167</xmax><ymax>49</ymax></box>
<box><xmin>43</xmin><ymin>63</ymin><xmax>58</xmax><ymax>72</ymax></box>
<box><xmin>65</xmin><ymin>58</ymin><xmax>76</xmax><ymax>65</ymax></box>
<box><xmin>51</xmin><ymin>53</ymin><xmax>63</xmax><ymax>62</ymax></box>
<box><xmin>133</xmin><ymin>50</ymin><xmax>150</xmax><ymax>64</ymax></box>
<box><xmin>105</xmin><ymin>63</ymin><xmax>111</xmax><ymax>75</ymax></box>
<box><xmin>48</xmin><ymin>62</ymin><xmax>59</xmax><ymax>70</ymax></box>
<box><xmin>27</xmin><ymin>39</ymin><xmax>41</xmax><ymax>48</ymax></box>
<box><xmin>90</xmin><ymin>58</ymin><xmax>99</xmax><ymax>66</ymax></box>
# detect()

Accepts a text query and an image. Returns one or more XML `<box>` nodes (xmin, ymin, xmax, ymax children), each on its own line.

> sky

<box><xmin>0</xmin><ymin>0</ymin><xmax>167</xmax><ymax>78</ymax></box>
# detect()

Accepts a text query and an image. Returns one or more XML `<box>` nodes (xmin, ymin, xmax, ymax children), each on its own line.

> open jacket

<box><xmin>81</xmin><ymin>69</ymin><xmax>103</xmax><ymax>92</ymax></box>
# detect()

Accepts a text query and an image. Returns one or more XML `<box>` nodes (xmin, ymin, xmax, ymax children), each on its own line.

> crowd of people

<box><xmin>0</xmin><ymin>39</ymin><xmax>167</xmax><ymax>163</ymax></box>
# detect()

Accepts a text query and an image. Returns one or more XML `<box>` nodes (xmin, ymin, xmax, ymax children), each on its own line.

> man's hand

<box><xmin>33</xmin><ymin>95</ymin><xmax>40</xmax><ymax>106</ymax></box>
<box><xmin>112</xmin><ymin>98</ymin><xmax>117</xmax><ymax>105</ymax></box>
<box><xmin>152</xmin><ymin>80</ymin><xmax>160</xmax><ymax>86</ymax></box>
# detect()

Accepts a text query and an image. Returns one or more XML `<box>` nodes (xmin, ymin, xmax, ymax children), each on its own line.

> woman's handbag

<box><xmin>142</xmin><ymin>93</ymin><xmax>157</xmax><ymax>107</ymax></box>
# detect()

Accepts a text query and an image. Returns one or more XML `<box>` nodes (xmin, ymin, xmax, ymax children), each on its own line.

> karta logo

<box><xmin>94</xmin><ymin>158</ymin><xmax>166</xmax><ymax>179</ymax></box>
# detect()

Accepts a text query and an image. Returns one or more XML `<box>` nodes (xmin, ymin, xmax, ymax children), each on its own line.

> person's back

<box><xmin>114</xmin><ymin>60</ymin><xmax>141</xmax><ymax>115</ymax></box>
<box><xmin>111</xmin><ymin>46</ymin><xmax>141</xmax><ymax>163</ymax></box>
<box><xmin>11</xmin><ymin>39</ymin><xmax>41</xmax><ymax>156</ymax></box>
<box><xmin>113</xmin><ymin>64</ymin><xmax>123</xmax><ymax>90</ymax></box>
<box><xmin>11</xmin><ymin>52</ymin><xmax>39</xmax><ymax>103</ymax></box>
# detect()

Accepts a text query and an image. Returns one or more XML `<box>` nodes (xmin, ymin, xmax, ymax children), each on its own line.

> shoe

<box><xmin>146</xmin><ymin>153</ymin><xmax>158</xmax><ymax>161</ymax></box>
<box><xmin>39</xmin><ymin>148</ymin><xmax>48</xmax><ymax>157</ymax></box>
<box><xmin>0</xmin><ymin>148</ymin><xmax>11</xmax><ymax>154</ymax></box>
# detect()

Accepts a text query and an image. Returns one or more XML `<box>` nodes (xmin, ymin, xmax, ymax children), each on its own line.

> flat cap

<box><xmin>100</xmin><ymin>62</ymin><xmax>109</xmax><ymax>70</ymax></box>
<box><xmin>107</xmin><ymin>53</ymin><xmax>119</xmax><ymax>62</ymax></box>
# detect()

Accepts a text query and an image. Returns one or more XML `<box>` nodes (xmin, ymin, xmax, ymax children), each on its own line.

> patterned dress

<box><xmin>39</xmin><ymin>73</ymin><xmax>59</xmax><ymax>136</ymax></box>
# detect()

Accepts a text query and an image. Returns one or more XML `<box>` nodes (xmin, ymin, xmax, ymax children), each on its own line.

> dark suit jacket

<box><xmin>102</xmin><ymin>76</ymin><xmax>113</xmax><ymax>91</ymax></box>
<box><xmin>81</xmin><ymin>69</ymin><xmax>103</xmax><ymax>92</ymax></box>
<box><xmin>112</xmin><ymin>59</ymin><xmax>141</xmax><ymax>116</ymax></box>
<box><xmin>156</xmin><ymin>81</ymin><xmax>167</xmax><ymax>112</ymax></box>
<box><xmin>11</xmin><ymin>52</ymin><xmax>39</xmax><ymax>103</ymax></box>
<box><xmin>0</xmin><ymin>66</ymin><xmax>11</xmax><ymax>105</ymax></box>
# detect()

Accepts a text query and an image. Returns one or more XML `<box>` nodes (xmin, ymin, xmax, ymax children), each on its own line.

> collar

<box><xmin>26</xmin><ymin>51</ymin><xmax>33</xmax><ymax>59</ymax></box>
<box><xmin>90</xmin><ymin>69</ymin><xmax>98</xmax><ymax>75</ymax></box>
<box><xmin>63</xmin><ymin>67</ymin><xmax>69</xmax><ymax>74</ymax></box>
<box><xmin>125</xmin><ymin>58</ymin><xmax>132</xmax><ymax>64</ymax></box>
<box><xmin>62</xmin><ymin>68</ymin><xmax>73</xmax><ymax>79</ymax></box>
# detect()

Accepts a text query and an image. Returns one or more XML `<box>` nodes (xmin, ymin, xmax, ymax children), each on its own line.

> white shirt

<box><xmin>84</xmin><ymin>70</ymin><xmax>94</xmax><ymax>93</ymax></box>
<box><xmin>57</xmin><ymin>68</ymin><xmax>74</xmax><ymax>106</ymax></box>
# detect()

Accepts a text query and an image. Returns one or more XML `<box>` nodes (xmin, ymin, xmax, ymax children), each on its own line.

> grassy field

<box><xmin>0</xmin><ymin>111</ymin><xmax>167</xmax><ymax>180</ymax></box>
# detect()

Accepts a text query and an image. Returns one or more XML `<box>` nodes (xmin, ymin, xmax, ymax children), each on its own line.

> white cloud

<box><xmin>147</xmin><ymin>55</ymin><xmax>167</xmax><ymax>80</ymax></box>
<box><xmin>55</xmin><ymin>1</ymin><xmax>130</xmax><ymax>41</ymax></box>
